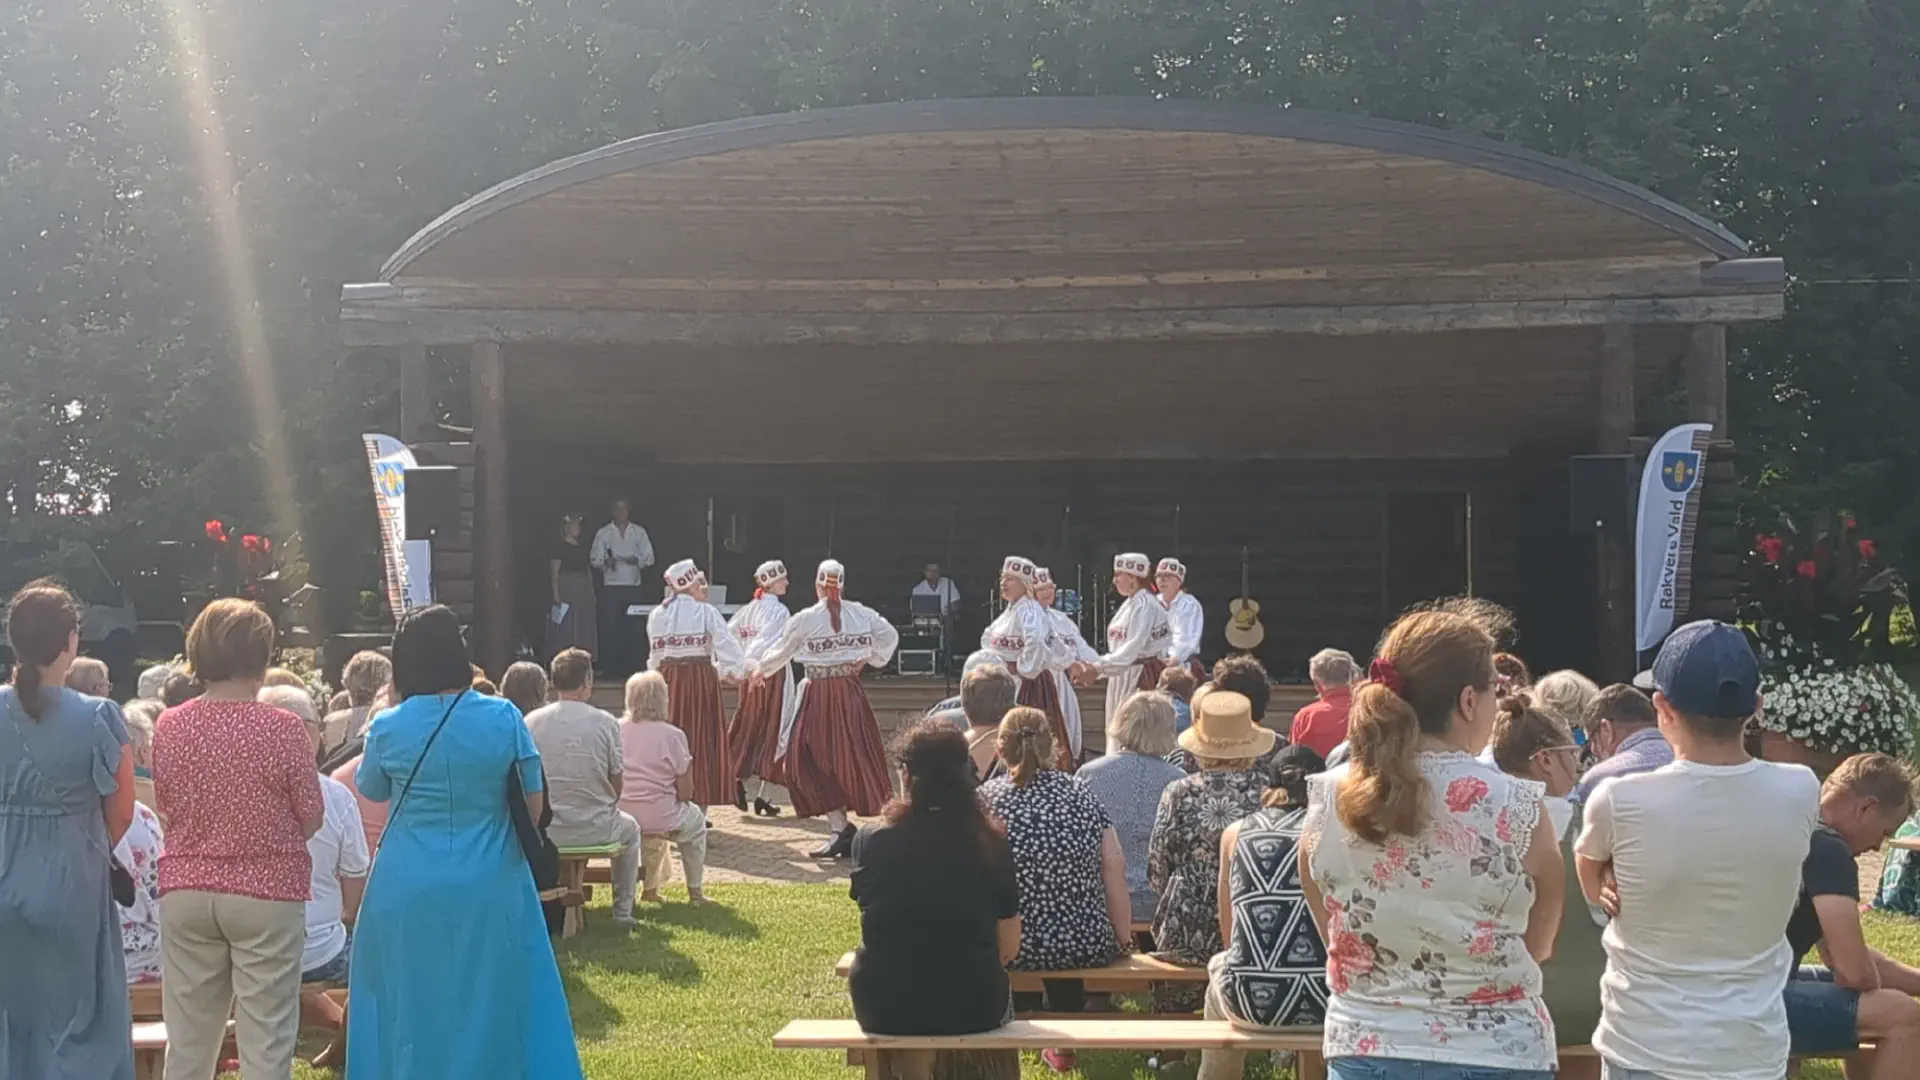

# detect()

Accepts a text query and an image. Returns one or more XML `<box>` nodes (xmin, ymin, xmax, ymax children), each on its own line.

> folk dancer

<box><xmin>1034</xmin><ymin>567</ymin><xmax>1097</xmax><ymax>763</ymax></box>
<box><xmin>981</xmin><ymin>555</ymin><xmax>1075</xmax><ymax>771</ymax></box>
<box><xmin>751</xmin><ymin>560</ymin><xmax>899</xmax><ymax>859</ymax></box>
<box><xmin>1097</xmin><ymin>553</ymin><xmax>1172</xmax><ymax>725</ymax></box>
<box><xmin>1157</xmin><ymin>557</ymin><xmax>1206</xmax><ymax>683</ymax></box>
<box><xmin>646</xmin><ymin>559</ymin><xmax>748</xmax><ymax>808</ymax></box>
<box><xmin>725</xmin><ymin>560</ymin><xmax>793</xmax><ymax>818</ymax></box>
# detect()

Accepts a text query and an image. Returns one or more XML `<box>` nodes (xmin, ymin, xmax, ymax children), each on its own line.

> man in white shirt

<box><xmin>297</xmin><ymin>718</ymin><xmax>370</xmax><ymax>1070</ymax></box>
<box><xmin>1574</xmin><ymin>619</ymin><xmax>1821</xmax><ymax>1080</ymax></box>
<box><xmin>591</xmin><ymin>499</ymin><xmax>655</xmax><ymax>674</ymax></box>
<box><xmin>525</xmin><ymin>648</ymin><xmax>642</xmax><ymax>927</ymax></box>
<box><xmin>910</xmin><ymin>563</ymin><xmax>959</xmax><ymax>614</ymax></box>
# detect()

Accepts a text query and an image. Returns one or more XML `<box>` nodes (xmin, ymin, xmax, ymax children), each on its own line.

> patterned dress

<box><xmin>1215</xmin><ymin>806</ymin><xmax>1328</xmax><ymax>1027</ymax></box>
<box><xmin>1303</xmin><ymin>753</ymin><xmax>1556</xmax><ymax>1071</ymax></box>
<box><xmin>1148</xmin><ymin>766</ymin><xmax>1267</xmax><ymax>1010</ymax></box>
<box><xmin>979</xmin><ymin>771</ymin><xmax>1119</xmax><ymax>971</ymax></box>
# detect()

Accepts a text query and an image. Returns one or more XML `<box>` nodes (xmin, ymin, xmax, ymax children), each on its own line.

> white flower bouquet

<box><xmin>1757</xmin><ymin>660</ymin><xmax>1920</xmax><ymax>758</ymax></box>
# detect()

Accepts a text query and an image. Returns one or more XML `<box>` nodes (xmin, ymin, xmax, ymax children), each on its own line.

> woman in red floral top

<box><xmin>152</xmin><ymin>598</ymin><xmax>325</xmax><ymax>1080</ymax></box>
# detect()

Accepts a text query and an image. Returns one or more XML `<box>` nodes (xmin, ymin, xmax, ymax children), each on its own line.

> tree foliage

<box><xmin>2</xmin><ymin>0</ymin><xmax>1916</xmax><ymax>610</ymax></box>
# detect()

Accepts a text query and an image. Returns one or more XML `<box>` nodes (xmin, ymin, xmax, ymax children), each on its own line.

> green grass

<box><xmin>267</xmin><ymin>886</ymin><xmax>1920</xmax><ymax>1080</ymax></box>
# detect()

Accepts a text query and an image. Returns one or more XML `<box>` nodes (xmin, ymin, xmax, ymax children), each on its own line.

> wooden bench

<box><xmin>557</xmin><ymin>843</ymin><xmax>624</xmax><ymax>937</ymax></box>
<box><xmin>775</xmin><ymin>1018</ymin><xmax>1329</xmax><ymax>1080</ymax></box>
<box><xmin>132</xmin><ymin>1021</ymin><xmax>167</xmax><ymax>1080</ymax></box>
<box><xmin>833</xmin><ymin>951</ymin><xmax>1208</xmax><ymax>994</ymax></box>
<box><xmin>130</xmin><ymin>981</ymin><xmax>346</xmax><ymax>1022</ymax></box>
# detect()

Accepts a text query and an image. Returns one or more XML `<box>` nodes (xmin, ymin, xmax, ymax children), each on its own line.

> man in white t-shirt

<box><xmin>1574</xmin><ymin>620</ymin><xmax>1820</xmax><ymax>1080</ymax></box>
<box><xmin>526</xmin><ymin>648</ymin><xmax>642</xmax><ymax>927</ymax></box>
<box><xmin>300</xmin><ymin>755</ymin><xmax>370</xmax><ymax>1070</ymax></box>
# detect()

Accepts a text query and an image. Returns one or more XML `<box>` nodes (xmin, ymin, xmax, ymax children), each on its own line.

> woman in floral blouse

<box><xmin>1147</xmin><ymin>689</ymin><xmax>1273</xmax><ymax>1011</ymax></box>
<box><xmin>114</xmin><ymin>801</ymin><xmax>165</xmax><ymax>983</ymax></box>
<box><xmin>1301</xmin><ymin>609</ymin><xmax>1563</xmax><ymax>1080</ymax></box>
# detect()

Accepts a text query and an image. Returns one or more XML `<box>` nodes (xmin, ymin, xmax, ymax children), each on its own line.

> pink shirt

<box><xmin>152</xmin><ymin>698</ymin><xmax>324</xmax><ymax>902</ymax></box>
<box><xmin>618</xmin><ymin>720</ymin><xmax>691</xmax><ymax>832</ymax></box>
<box><xmin>332</xmin><ymin>755</ymin><xmax>389</xmax><ymax>854</ymax></box>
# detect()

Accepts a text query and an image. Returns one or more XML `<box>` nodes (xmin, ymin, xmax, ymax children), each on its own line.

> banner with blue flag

<box><xmin>1634</xmin><ymin>423</ymin><xmax>1714</xmax><ymax>651</ymax></box>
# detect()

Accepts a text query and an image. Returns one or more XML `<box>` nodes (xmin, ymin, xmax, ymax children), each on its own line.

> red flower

<box><xmin>1756</xmin><ymin>535</ymin><xmax>1785</xmax><ymax>565</ymax></box>
<box><xmin>1464</xmin><ymin>983</ymin><xmax>1529</xmax><ymax>1006</ymax></box>
<box><xmin>1858</xmin><ymin>539</ymin><xmax>1878</xmax><ymax>560</ymax></box>
<box><xmin>1445</xmin><ymin>776</ymin><xmax>1489</xmax><ymax>813</ymax></box>
<box><xmin>1795</xmin><ymin>560</ymin><xmax>1818</xmax><ymax>580</ymax></box>
<box><xmin>203</xmin><ymin>519</ymin><xmax>227</xmax><ymax>542</ymax></box>
<box><xmin>1326</xmin><ymin>931</ymin><xmax>1375</xmax><ymax>993</ymax></box>
<box><xmin>1846</xmin><ymin>515</ymin><xmax>1858</xmax><ymax>530</ymax></box>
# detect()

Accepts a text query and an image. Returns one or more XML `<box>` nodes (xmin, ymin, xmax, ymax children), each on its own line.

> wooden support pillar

<box><xmin>470</xmin><ymin>341</ymin><xmax>513</xmax><ymax>675</ymax></box>
<box><xmin>1595</xmin><ymin>324</ymin><xmax>1636</xmax><ymax>682</ymax></box>
<box><xmin>398</xmin><ymin>343</ymin><xmax>431</xmax><ymax>443</ymax></box>
<box><xmin>1684</xmin><ymin>324</ymin><xmax>1728</xmax><ymax>436</ymax></box>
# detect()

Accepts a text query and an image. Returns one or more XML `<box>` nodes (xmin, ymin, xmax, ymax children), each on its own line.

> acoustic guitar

<box><xmin>1225</xmin><ymin>546</ymin><xmax>1266</xmax><ymax>650</ymax></box>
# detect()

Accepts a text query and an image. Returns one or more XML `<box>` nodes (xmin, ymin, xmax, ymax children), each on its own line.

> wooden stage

<box><xmin>590</xmin><ymin>673</ymin><xmax>1318</xmax><ymax>754</ymax></box>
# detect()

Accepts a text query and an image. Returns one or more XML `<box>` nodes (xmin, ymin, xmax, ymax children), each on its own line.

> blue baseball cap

<box><xmin>1651</xmin><ymin>620</ymin><xmax>1760</xmax><ymax>720</ymax></box>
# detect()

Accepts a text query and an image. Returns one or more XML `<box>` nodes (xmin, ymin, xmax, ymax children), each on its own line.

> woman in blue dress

<box><xmin>0</xmin><ymin>582</ymin><xmax>136</xmax><ymax>1080</ymax></box>
<box><xmin>349</xmin><ymin>605</ymin><xmax>583</xmax><ymax>1079</ymax></box>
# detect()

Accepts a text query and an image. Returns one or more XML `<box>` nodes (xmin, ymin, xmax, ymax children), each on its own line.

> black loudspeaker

<box><xmin>404</xmin><ymin>466</ymin><xmax>461</xmax><ymax>541</ymax></box>
<box><xmin>1568</xmin><ymin>454</ymin><xmax>1635</xmax><ymax>537</ymax></box>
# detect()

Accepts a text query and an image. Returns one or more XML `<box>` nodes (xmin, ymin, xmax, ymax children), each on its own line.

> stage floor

<box><xmin>590</xmin><ymin>673</ymin><xmax>1316</xmax><ymax>754</ymax></box>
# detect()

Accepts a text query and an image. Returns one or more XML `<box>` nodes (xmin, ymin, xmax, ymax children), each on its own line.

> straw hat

<box><xmin>1176</xmin><ymin>690</ymin><xmax>1276</xmax><ymax>760</ymax></box>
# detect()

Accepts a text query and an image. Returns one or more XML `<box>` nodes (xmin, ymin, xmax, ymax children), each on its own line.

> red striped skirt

<box><xmin>727</xmin><ymin>674</ymin><xmax>786</xmax><ymax>784</ymax></box>
<box><xmin>786</xmin><ymin>674</ymin><xmax>894</xmax><ymax>819</ymax></box>
<box><xmin>659</xmin><ymin>658</ymin><xmax>732</xmax><ymax>807</ymax></box>
<box><xmin>1136</xmin><ymin>657</ymin><xmax>1169</xmax><ymax>692</ymax></box>
<box><xmin>1016</xmin><ymin>674</ymin><xmax>1077</xmax><ymax>773</ymax></box>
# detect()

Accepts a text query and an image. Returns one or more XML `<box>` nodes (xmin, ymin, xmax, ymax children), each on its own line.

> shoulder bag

<box><xmin>506</xmin><ymin>734</ymin><xmax>562</xmax><ymax>933</ymax></box>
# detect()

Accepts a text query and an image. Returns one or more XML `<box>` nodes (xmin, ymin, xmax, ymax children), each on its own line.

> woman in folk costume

<box><xmin>646</xmin><ymin>559</ymin><xmax>748</xmax><ymax>809</ymax></box>
<box><xmin>725</xmin><ymin>560</ymin><xmax>793</xmax><ymax>818</ymax></box>
<box><xmin>981</xmin><ymin>556</ymin><xmax>1075</xmax><ymax>772</ymax></box>
<box><xmin>1034</xmin><ymin>566</ymin><xmax>1097</xmax><ymax>764</ymax></box>
<box><xmin>751</xmin><ymin>560</ymin><xmax>899</xmax><ymax>859</ymax></box>
<box><xmin>1096</xmin><ymin>553</ymin><xmax>1173</xmax><ymax>725</ymax></box>
<box><xmin>1156</xmin><ymin>557</ymin><xmax>1207</xmax><ymax>683</ymax></box>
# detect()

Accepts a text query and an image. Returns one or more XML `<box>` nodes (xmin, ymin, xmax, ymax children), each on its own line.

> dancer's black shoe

<box><xmin>809</xmin><ymin>824</ymin><xmax>856</xmax><ymax>859</ymax></box>
<box><xmin>753</xmin><ymin>797</ymin><xmax>782</xmax><ymax>818</ymax></box>
<box><xmin>734</xmin><ymin>781</ymin><xmax>749</xmax><ymax>812</ymax></box>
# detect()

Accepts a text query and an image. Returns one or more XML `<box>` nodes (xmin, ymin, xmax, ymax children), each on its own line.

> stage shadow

<box><xmin>639</xmin><ymin>898</ymin><xmax>760</xmax><ymax>939</ymax></box>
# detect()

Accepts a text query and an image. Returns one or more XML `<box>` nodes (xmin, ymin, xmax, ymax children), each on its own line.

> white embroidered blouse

<box><xmin>1162</xmin><ymin>590</ymin><xmax>1204</xmax><ymax>666</ymax></box>
<box><xmin>980</xmin><ymin>595</ymin><xmax>1065</xmax><ymax>680</ymax></box>
<box><xmin>645</xmin><ymin>595</ymin><xmax>748</xmax><ymax>679</ymax></box>
<box><xmin>754</xmin><ymin>600</ymin><xmax>899</xmax><ymax>676</ymax></box>
<box><xmin>1097</xmin><ymin>591</ymin><xmax>1170</xmax><ymax>678</ymax></box>
<box><xmin>727</xmin><ymin>594</ymin><xmax>790</xmax><ymax>663</ymax></box>
<box><xmin>1302</xmin><ymin>753</ymin><xmax>1555</xmax><ymax>1070</ymax></box>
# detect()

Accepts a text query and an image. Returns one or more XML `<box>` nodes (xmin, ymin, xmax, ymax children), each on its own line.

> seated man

<box><xmin>1784</xmin><ymin>752</ymin><xmax>1920</xmax><ymax>1080</ymax></box>
<box><xmin>525</xmin><ymin>648</ymin><xmax>642</xmax><ymax>927</ymax></box>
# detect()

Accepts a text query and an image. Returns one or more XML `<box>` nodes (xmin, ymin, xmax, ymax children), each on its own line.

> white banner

<box><xmin>361</xmin><ymin>434</ymin><xmax>434</xmax><ymax>617</ymax></box>
<box><xmin>1634</xmin><ymin>423</ymin><xmax>1714</xmax><ymax>652</ymax></box>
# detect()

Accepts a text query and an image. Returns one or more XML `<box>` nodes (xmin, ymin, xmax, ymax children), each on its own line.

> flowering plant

<box><xmin>1759</xmin><ymin>662</ymin><xmax>1920</xmax><ymax>758</ymax></box>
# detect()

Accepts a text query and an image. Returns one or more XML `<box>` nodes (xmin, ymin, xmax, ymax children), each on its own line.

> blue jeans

<box><xmin>1329</xmin><ymin>1059</ymin><xmax>1555</xmax><ymax>1080</ymax></box>
<box><xmin>1783</xmin><ymin>964</ymin><xmax>1861</xmax><ymax>1055</ymax></box>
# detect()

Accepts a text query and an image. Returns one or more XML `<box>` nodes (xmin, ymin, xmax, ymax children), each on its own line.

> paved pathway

<box><xmin>605</xmin><ymin>784</ymin><xmax>860</xmax><ymax>885</ymax></box>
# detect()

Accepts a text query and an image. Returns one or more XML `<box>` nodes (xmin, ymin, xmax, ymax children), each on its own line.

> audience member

<box><xmin>1493</xmin><ymin>651</ymin><xmax>1531</xmax><ymax>695</ymax></box>
<box><xmin>114</xmin><ymin>800</ymin><xmax>166</xmax><ymax>985</ymax></box>
<box><xmin>1780</xmin><ymin>753</ymin><xmax>1920</xmax><ymax>1079</ymax></box>
<box><xmin>1075</xmin><ymin>691</ymin><xmax>1185</xmax><ymax>923</ymax></box>
<box><xmin>1572</xmin><ymin>683</ymin><xmax>1668</xmax><ymax>805</ymax></box>
<box><xmin>1489</xmin><ymin>689</ymin><xmax>1582</xmax><ymax>839</ymax></box>
<box><xmin>960</xmin><ymin>662</ymin><xmax>1019</xmax><ymax>782</ymax></box>
<box><xmin>1532</xmin><ymin>669</ymin><xmax>1600</xmax><ymax>736</ymax></box>
<box><xmin>617</xmin><ymin>670</ymin><xmax>711</xmax><ymax>905</ymax></box>
<box><xmin>331</xmin><ymin>750</ymin><xmax>388</xmax><ymax>854</ymax></box>
<box><xmin>123</xmin><ymin>697</ymin><xmax>162</xmax><ymax>811</ymax></box>
<box><xmin>1156</xmin><ymin>666</ymin><xmax>1197</xmax><ymax>733</ymax></box>
<box><xmin>65</xmin><ymin>655</ymin><xmax>113</xmax><ymax>697</ymax></box>
<box><xmin>1492</xmin><ymin>690</ymin><xmax>1604</xmax><ymax>1079</ymax></box>
<box><xmin>0</xmin><ymin>581</ymin><xmax>136</xmax><ymax>1079</ymax></box>
<box><xmin>1169</xmin><ymin>655</ymin><xmax>1280</xmax><ymax>774</ymax></box>
<box><xmin>528</xmin><ymin>649</ymin><xmax>642</xmax><ymax>919</ymax></box>
<box><xmin>349</xmin><ymin>604</ymin><xmax>584</xmax><ymax>1079</ymax></box>
<box><xmin>1148</xmin><ymin>689</ymin><xmax>1275</xmax><ymax>1012</ymax></box>
<box><xmin>1197</xmin><ymin>744</ymin><xmax>1329</xmax><ymax>1080</ymax></box>
<box><xmin>263</xmin><ymin>666</ymin><xmax>307</xmax><ymax>690</ymax></box>
<box><xmin>1301</xmin><ymin>609</ymin><xmax>1562</xmax><ymax>1080</ymax></box>
<box><xmin>502</xmin><ymin>659</ymin><xmax>551</xmax><ymax>718</ymax></box>
<box><xmin>1876</xmin><ymin>820</ymin><xmax>1920</xmax><ymax>916</ymax></box>
<box><xmin>288</xmin><ymin>684</ymin><xmax>369</xmax><ymax>1071</ymax></box>
<box><xmin>137</xmin><ymin>662</ymin><xmax>177</xmax><ymax>701</ymax></box>
<box><xmin>1574</xmin><ymin>619</ymin><xmax>1820</xmax><ymax>1080</ymax></box>
<box><xmin>1290</xmin><ymin>648</ymin><xmax>1359</xmax><ymax>758</ymax></box>
<box><xmin>160</xmin><ymin>670</ymin><xmax>200</xmax><ymax>708</ymax></box>
<box><xmin>327</xmin><ymin>690</ymin><xmax>350</xmax><ymax>714</ymax></box>
<box><xmin>979</xmin><ymin>707</ymin><xmax>1130</xmax><ymax>1072</ymax></box>
<box><xmin>152</xmin><ymin>598</ymin><xmax>325</xmax><ymax>1080</ymax></box>
<box><xmin>848</xmin><ymin>720</ymin><xmax>1021</xmax><ymax>1080</ymax></box>
<box><xmin>320</xmin><ymin>649</ymin><xmax>391</xmax><ymax>760</ymax></box>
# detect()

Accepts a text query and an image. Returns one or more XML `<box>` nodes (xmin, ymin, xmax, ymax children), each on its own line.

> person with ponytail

<box><xmin>847</xmin><ymin>719</ymin><xmax>1021</xmax><ymax>1080</ymax></box>
<box><xmin>751</xmin><ymin>560</ymin><xmax>899</xmax><ymax>858</ymax></box>
<box><xmin>726</xmin><ymin>559</ymin><xmax>794</xmax><ymax>818</ymax></box>
<box><xmin>1299</xmin><ymin>609</ymin><xmax>1563</xmax><ymax>1080</ymax></box>
<box><xmin>978</xmin><ymin>707</ymin><xmax>1130</xmax><ymax>1071</ymax></box>
<box><xmin>1197</xmin><ymin>743</ymin><xmax>1331</xmax><ymax>1080</ymax></box>
<box><xmin>1</xmin><ymin>580</ymin><xmax>137</xmax><ymax>1079</ymax></box>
